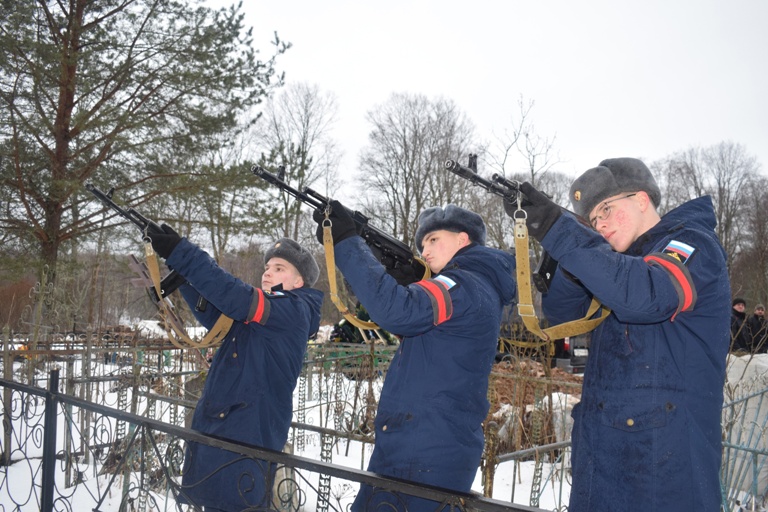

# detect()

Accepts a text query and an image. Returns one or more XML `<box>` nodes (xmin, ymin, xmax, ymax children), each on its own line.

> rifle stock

<box><xmin>252</xmin><ymin>165</ymin><xmax>428</xmax><ymax>285</ymax></box>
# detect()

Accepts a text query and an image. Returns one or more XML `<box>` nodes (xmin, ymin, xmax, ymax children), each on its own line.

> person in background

<box><xmin>504</xmin><ymin>157</ymin><xmax>730</xmax><ymax>512</ymax></box>
<box><xmin>314</xmin><ymin>202</ymin><xmax>516</xmax><ymax>511</ymax></box>
<box><xmin>147</xmin><ymin>226</ymin><xmax>322</xmax><ymax>512</ymax></box>
<box><xmin>746</xmin><ymin>302</ymin><xmax>767</xmax><ymax>354</ymax></box>
<box><xmin>731</xmin><ymin>297</ymin><xmax>750</xmax><ymax>353</ymax></box>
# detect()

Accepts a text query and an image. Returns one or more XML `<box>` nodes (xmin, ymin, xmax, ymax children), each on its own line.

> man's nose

<box><xmin>595</xmin><ymin>217</ymin><xmax>611</xmax><ymax>235</ymax></box>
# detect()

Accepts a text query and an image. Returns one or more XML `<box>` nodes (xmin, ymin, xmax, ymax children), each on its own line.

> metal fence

<box><xmin>721</xmin><ymin>357</ymin><xmax>768</xmax><ymax>512</ymax></box>
<box><xmin>0</xmin><ymin>331</ymin><xmax>555</xmax><ymax>512</ymax></box>
<box><xmin>2</xmin><ymin>330</ymin><xmax>766</xmax><ymax>512</ymax></box>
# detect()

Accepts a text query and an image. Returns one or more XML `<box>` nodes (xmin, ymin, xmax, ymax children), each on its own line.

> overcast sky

<box><xmin>208</xmin><ymin>0</ymin><xmax>767</xmax><ymax>187</ymax></box>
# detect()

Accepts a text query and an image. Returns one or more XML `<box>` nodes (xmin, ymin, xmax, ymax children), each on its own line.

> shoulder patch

<box><xmin>432</xmin><ymin>275</ymin><xmax>457</xmax><ymax>290</ymax></box>
<box><xmin>663</xmin><ymin>240</ymin><xmax>696</xmax><ymax>265</ymax></box>
<box><xmin>644</xmin><ymin>250</ymin><xmax>697</xmax><ymax>321</ymax></box>
<box><xmin>245</xmin><ymin>288</ymin><xmax>272</xmax><ymax>325</ymax></box>
<box><xmin>264</xmin><ymin>290</ymin><xmax>285</xmax><ymax>297</ymax></box>
<box><xmin>415</xmin><ymin>277</ymin><xmax>456</xmax><ymax>325</ymax></box>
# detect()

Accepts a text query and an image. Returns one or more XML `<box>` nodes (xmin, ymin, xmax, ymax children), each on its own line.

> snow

<box><xmin>0</xmin><ymin>353</ymin><xmax>569</xmax><ymax>511</ymax></box>
<box><xmin>5</xmin><ymin>352</ymin><xmax>768</xmax><ymax>511</ymax></box>
<box><xmin>134</xmin><ymin>319</ymin><xmax>208</xmax><ymax>340</ymax></box>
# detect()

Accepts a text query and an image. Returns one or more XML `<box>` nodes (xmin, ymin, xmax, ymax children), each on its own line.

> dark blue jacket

<box><xmin>541</xmin><ymin>196</ymin><xmax>730</xmax><ymax>512</ymax></box>
<box><xmin>333</xmin><ymin>237</ymin><xmax>516</xmax><ymax>511</ymax></box>
<box><xmin>731</xmin><ymin>309</ymin><xmax>749</xmax><ymax>352</ymax></box>
<box><xmin>167</xmin><ymin>239</ymin><xmax>322</xmax><ymax>511</ymax></box>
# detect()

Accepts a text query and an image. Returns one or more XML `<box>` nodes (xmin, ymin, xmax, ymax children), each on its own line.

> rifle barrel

<box><xmin>85</xmin><ymin>183</ymin><xmax>185</xmax><ymax>298</ymax></box>
<box><xmin>445</xmin><ymin>160</ymin><xmax>520</xmax><ymax>202</ymax></box>
<box><xmin>252</xmin><ymin>165</ymin><xmax>324</xmax><ymax>210</ymax></box>
<box><xmin>444</xmin><ymin>159</ymin><xmax>480</xmax><ymax>181</ymax></box>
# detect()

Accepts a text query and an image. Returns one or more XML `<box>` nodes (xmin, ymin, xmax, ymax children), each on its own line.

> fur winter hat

<box><xmin>414</xmin><ymin>204</ymin><xmax>486</xmax><ymax>252</ymax></box>
<box><xmin>265</xmin><ymin>238</ymin><xmax>320</xmax><ymax>287</ymax></box>
<box><xmin>569</xmin><ymin>157</ymin><xmax>661</xmax><ymax>219</ymax></box>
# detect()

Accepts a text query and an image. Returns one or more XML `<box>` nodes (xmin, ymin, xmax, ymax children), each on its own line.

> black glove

<box><xmin>503</xmin><ymin>182</ymin><xmax>562</xmax><ymax>241</ymax></box>
<box><xmin>147</xmin><ymin>223</ymin><xmax>182</xmax><ymax>259</ymax></box>
<box><xmin>387</xmin><ymin>263</ymin><xmax>418</xmax><ymax>286</ymax></box>
<box><xmin>312</xmin><ymin>200</ymin><xmax>359</xmax><ymax>245</ymax></box>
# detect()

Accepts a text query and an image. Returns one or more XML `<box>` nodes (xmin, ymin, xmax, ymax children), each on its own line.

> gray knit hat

<box><xmin>264</xmin><ymin>238</ymin><xmax>320</xmax><ymax>287</ymax></box>
<box><xmin>569</xmin><ymin>157</ymin><xmax>661</xmax><ymax>219</ymax></box>
<box><xmin>414</xmin><ymin>204</ymin><xmax>486</xmax><ymax>252</ymax></box>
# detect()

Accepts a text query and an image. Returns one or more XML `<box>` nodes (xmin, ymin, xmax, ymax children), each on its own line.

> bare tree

<box><xmin>480</xmin><ymin>97</ymin><xmax>564</xmax><ymax>253</ymax></box>
<box><xmin>255</xmin><ymin>82</ymin><xmax>340</xmax><ymax>244</ymax></box>
<box><xmin>486</xmin><ymin>96</ymin><xmax>560</xmax><ymax>186</ymax></box>
<box><xmin>730</xmin><ymin>174</ymin><xmax>768</xmax><ymax>305</ymax></box>
<box><xmin>357</xmin><ymin>93</ymin><xmax>476</xmax><ymax>248</ymax></box>
<box><xmin>704</xmin><ymin>142</ymin><xmax>759</xmax><ymax>267</ymax></box>
<box><xmin>650</xmin><ymin>142</ymin><xmax>759</xmax><ymax>271</ymax></box>
<box><xmin>651</xmin><ymin>149</ymin><xmax>705</xmax><ymax>215</ymax></box>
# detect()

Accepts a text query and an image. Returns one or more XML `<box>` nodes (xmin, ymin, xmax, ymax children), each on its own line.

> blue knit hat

<box><xmin>414</xmin><ymin>204</ymin><xmax>486</xmax><ymax>252</ymax></box>
<box><xmin>265</xmin><ymin>238</ymin><xmax>320</xmax><ymax>287</ymax></box>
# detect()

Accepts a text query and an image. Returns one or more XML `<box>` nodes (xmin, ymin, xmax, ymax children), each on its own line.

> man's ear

<box><xmin>458</xmin><ymin>232</ymin><xmax>470</xmax><ymax>248</ymax></box>
<box><xmin>636</xmin><ymin>191</ymin><xmax>652</xmax><ymax>212</ymax></box>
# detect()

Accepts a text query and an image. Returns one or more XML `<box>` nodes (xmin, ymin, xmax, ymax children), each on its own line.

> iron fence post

<box><xmin>2</xmin><ymin>324</ymin><xmax>12</xmax><ymax>467</ymax></box>
<box><xmin>41</xmin><ymin>367</ymin><xmax>60</xmax><ymax>512</ymax></box>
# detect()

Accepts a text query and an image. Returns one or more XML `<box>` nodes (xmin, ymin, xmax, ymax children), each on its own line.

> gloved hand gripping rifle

<box><xmin>85</xmin><ymin>183</ymin><xmax>232</xmax><ymax>350</ymax></box>
<box><xmin>85</xmin><ymin>184</ymin><xmax>187</xmax><ymax>301</ymax></box>
<box><xmin>444</xmin><ymin>155</ymin><xmax>610</xmax><ymax>344</ymax></box>
<box><xmin>252</xmin><ymin>165</ymin><xmax>429</xmax><ymax>285</ymax></box>
<box><xmin>444</xmin><ymin>155</ymin><xmax>557</xmax><ymax>293</ymax></box>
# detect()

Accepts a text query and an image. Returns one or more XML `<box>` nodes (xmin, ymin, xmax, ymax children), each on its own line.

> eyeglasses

<box><xmin>590</xmin><ymin>194</ymin><xmax>637</xmax><ymax>229</ymax></box>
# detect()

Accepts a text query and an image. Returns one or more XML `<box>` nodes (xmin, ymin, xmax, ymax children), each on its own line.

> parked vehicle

<box><xmin>552</xmin><ymin>334</ymin><xmax>590</xmax><ymax>374</ymax></box>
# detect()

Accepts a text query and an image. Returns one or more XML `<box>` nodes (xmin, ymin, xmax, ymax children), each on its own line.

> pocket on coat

<box><xmin>374</xmin><ymin>409</ymin><xmax>417</xmax><ymax>435</ymax></box>
<box><xmin>598</xmin><ymin>399</ymin><xmax>671</xmax><ymax>432</ymax></box>
<box><xmin>202</xmin><ymin>399</ymin><xmax>248</xmax><ymax>420</ymax></box>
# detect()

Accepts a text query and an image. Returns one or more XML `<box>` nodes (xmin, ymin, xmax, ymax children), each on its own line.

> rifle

<box><xmin>252</xmin><ymin>165</ymin><xmax>429</xmax><ymax>285</ymax></box>
<box><xmin>444</xmin><ymin>155</ymin><xmax>558</xmax><ymax>293</ymax></box>
<box><xmin>445</xmin><ymin>154</ymin><xmax>524</xmax><ymax>203</ymax></box>
<box><xmin>85</xmin><ymin>183</ymin><xmax>188</xmax><ymax>301</ymax></box>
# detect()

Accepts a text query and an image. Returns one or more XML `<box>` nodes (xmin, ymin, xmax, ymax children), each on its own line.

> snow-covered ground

<box><xmin>2</xmin><ymin>348</ymin><xmax>767</xmax><ymax>511</ymax></box>
<box><xmin>0</xmin><ymin>345</ymin><xmax>569</xmax><ymax>511</ymax></box>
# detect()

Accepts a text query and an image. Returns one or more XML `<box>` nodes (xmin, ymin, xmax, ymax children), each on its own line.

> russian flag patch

<box><xmin>663</xmin><ymin>240</ymin><xmax>696</xmax><ymax>265</ymax></box>
<box><xmin>432</xmin><ymin>275</ymin><xmax>457</xmax><ymax>290</ymax></box>
<box><xmin>415</xmin><ymin>276</ymin><xmax>457</xmax><ymax>325</ymax></box>
<box><xmin>644</xmin><ymin>240</ymin><xmax>699</xmax><ymax>320</ymax></box>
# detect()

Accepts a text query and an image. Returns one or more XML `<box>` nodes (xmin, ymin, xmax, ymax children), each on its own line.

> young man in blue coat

<box><xmin>504</xmin><ymin>158</ymin><xmax>730</xmax><ymax>512</ymax></box>
<box><xmin>147</xmin><ymin>228</ymin><xmax>323</xmax><ymax>511</ymax></box>
<box><xmin>314</xmin><ymin>202</ymin><xmax>517</xmax><ymax>512</ymax></box>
